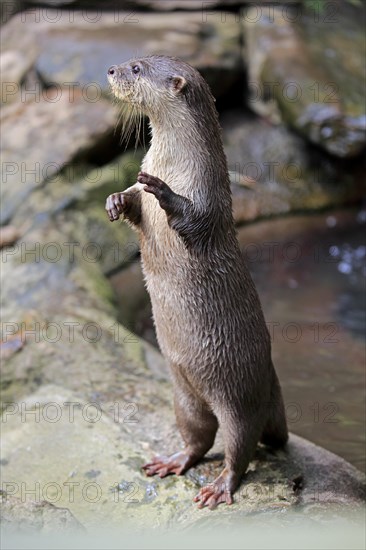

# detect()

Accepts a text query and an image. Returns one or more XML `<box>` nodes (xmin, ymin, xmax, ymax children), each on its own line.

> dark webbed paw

<box><xmin>137</xmin><ymin>171</ymin><xmax>173</xmax><ymax>211</ymax></box>
<box><xmin>105</xmin><ymin>192</ymin><xmax>126</xmax><ymax>222</ymax></box>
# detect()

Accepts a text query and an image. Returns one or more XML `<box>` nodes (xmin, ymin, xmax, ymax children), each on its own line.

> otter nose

<box><xmin>108</xmin><ymin>65</ymin><xmax>117</xmax><ymax>76</ymax></box>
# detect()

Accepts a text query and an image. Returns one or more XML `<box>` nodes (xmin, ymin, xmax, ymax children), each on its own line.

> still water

<box><xmin>110</xmin><ymin>208</ymin><xmax>365</xmax><ymax>473</ymax></box>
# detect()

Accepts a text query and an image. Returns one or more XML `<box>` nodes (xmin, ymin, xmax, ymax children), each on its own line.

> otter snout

<box><xmin>107</xmin><ymin>65</ymin><xmax>125</xmax><ymax>95</ymax></box>
<box><xmin>107</xmin><ymin>63</ymin><xmax>138</xmax><ymax>104</ymax></box>
<box><xmin>107</xmin><ymin>65</ymin><xmax>121</xmax><ymax>83</ymax></box>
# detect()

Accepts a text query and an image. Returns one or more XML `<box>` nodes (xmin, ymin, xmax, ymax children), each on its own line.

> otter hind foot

<box><xmin>194</xmin><ymin>468</ymin><xmax>237</xmax><ymax>510</ymax></box>
<box><xmin>142</xmin><ymin>451</ymin><xmax>199</xmax><ymax>478</ymax></box>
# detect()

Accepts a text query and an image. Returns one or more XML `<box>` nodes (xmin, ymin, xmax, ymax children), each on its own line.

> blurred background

<box><xmin>1</xmin><ymin>0</ymin><xmax>365</xmax><ymax>540</ymax></box>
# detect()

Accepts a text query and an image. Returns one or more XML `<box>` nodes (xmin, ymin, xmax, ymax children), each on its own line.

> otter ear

<box><xmin>169</xmin><ymin>75</ymin><xmax>187</xmax><ymax>95</ymax></box>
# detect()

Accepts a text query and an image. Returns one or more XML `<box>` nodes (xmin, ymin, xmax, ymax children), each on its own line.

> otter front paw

<box><xmin>137</xmin><ymin>172</ymin><xmax>172</xmax><ymax>211</ymax></box>
<box><xmin>105</xmin><ymin>192</ymin><xmax>127</xmax><ymax>222</ymax></box>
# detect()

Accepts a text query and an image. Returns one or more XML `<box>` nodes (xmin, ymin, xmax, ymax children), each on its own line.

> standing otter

<box><xmin>105</xmin><ymin>56</ymin><xmax>288</xmax><ymax>509</ymax></box>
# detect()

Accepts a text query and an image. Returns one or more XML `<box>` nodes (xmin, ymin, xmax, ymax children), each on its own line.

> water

<box><xmin>110</xmin><ymin>208</ymin><xmax>366</xmax><ymax>473</ymax></box>
<box><xmin>237</xmin><ymin>208</ymin><xmax>365</xmax><ymax>473</ymax></box>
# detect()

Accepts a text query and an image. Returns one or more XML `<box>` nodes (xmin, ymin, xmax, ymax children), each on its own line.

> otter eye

<box><xmin>132</xmin><ymin>65</ymin><xmax>140</xmax><ymax>75</ymax></box>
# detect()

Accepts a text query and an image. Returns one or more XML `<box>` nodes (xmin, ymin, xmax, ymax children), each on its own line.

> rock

<box><xmin>1</xmin><ymin>492</ymin><xmax>84</xmax><ymax>534</ymax></box>
<box><xmin>0</xmin><ymin>334</ymin><xmax>24</xmax><ymax>361</ymax></box>
<box><xmin>110</xmin><ymin>261</ymin><xmax>156</xmax><ymax>346</ymax></box>
<box><xmin>1</xmin><ymin>8</ymin><xmax>241</xmax><ymax>99</ymax></box>
<box><xmin>0</xmin><ymin>225</ymin><xmax>20</xmax><ymax>248</ymax></box>
<box><xmin>8</xmin><ymin>151</ymin><xmax>142</xmax><ymax>274</ymax></box>
<box><xmin>58</xmin><ymin>206</ymin><xmax>139</xmax><ymax>276</ymax></box>
<box><xmin>242</xmin><ymin>5</ymin><xmax>366</xmax><ymax>157</ymax></box>
<box><xmin>0</xmin><ymin>90</ymin><xmax>118</xmax><ymax>225</ymax></box>
<box><xmin>71</xmin><ymin>151</ymin><xmax>144</xmax><ymax>209</ymax></box>
<box><xmin>1</xmin><ymin>383</ymin><xmax>365</xmax><ymax>531</ymax></box>
<box><xmin>221</xmin><ymin>111</ymin><xmax>365</xmax><ymax>224</ymax></box>
<box><xmin>0</xmin><ymin>50</ymin><xmax>33</xmax><ymax>103</ymax></box>
<box><xmin>0</xmin><ymin>219</ymin><xmax>168</xmax><ymax>405</ymax></box>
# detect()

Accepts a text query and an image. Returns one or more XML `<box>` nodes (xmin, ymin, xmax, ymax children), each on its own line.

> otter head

<box><xmin>107</xmin><ymin>56</ymin><xmax>189</xmax><ymax>116</ymax></box>
<box><xmin>107</xmin><ymin>55</ymin><xmax>217</xmax><ymax>128</ymax></box>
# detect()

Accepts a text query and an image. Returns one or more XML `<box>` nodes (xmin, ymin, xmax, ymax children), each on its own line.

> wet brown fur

<box><xmin>106</xmin><ymin>56</ymin><xmax>288</xmax><ymax>508</ymax></box>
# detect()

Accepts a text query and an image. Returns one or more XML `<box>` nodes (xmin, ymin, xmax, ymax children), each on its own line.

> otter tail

<box><xmin>261</xmin><ymin>367</ymin><xmax>288</xmax><ymax>448</ymax></box>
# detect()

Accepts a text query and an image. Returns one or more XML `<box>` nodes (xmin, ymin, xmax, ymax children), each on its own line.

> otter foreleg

<box><xmin>138</xmin><ymin>171</ymin><xmax>216</xmax><ymax>247</ymax></box>
<box><xmin>105</xmin><ymin>185</ymin><xmax>142</xmax><ymax>225</ymax></box>
<box><xmin>138</xmin><ymin>171</ymin><xmax>191</xmax><ymax>216</ymax></box>
<box><xmin>143</xmin><ymin>374</ymin><xmax>218</xmax><ymax>478</ymax></box>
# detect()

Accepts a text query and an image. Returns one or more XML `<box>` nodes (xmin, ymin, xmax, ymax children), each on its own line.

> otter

<box><xmin>105</xmin><ymin>56</ymin><xmax>288</xmax><ymax>509</ymax></box>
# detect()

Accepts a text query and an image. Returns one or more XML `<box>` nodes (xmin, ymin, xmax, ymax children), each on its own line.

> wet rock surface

<box><xmin>2</xmin><ymin>9</ymin><xmax>241</xmax><ymax>98</ymax></box>
<box><xmin>0</xmin><ymin>92</ymin><xmax>119</xmax><ymax>225</ymax></box>
<box><xmin>243</xmin><ymin>5</ymin><xmax>366</xmax><ymax>157</ymax></box>
<box><xmin>222</xmin><ymin>111</ymin><xmax>365</xmax><ymax>223</ymax></box>
<box><xmin>1</xmin><ymin>386</ymin><xmax>365</xmax><ymax>531</ymax></box>
<box><xmin>1</xmin><ymin>492</ymin><xmax>85</xmax><ymax>534</ymax></box>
